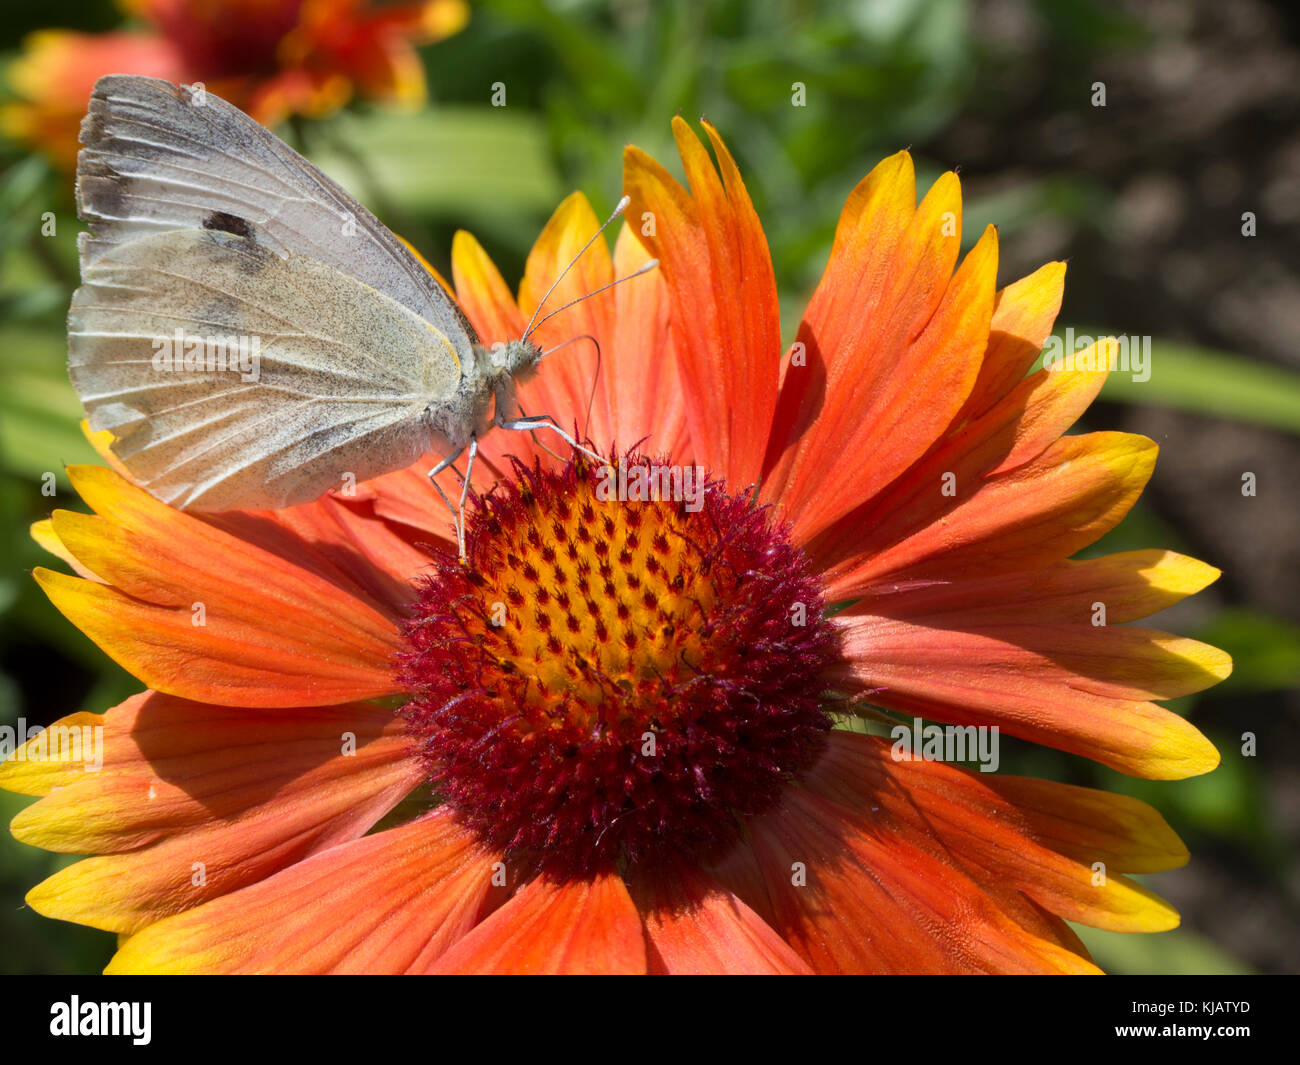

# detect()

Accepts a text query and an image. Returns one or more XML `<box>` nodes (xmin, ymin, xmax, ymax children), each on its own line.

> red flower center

<box><xmin>398</xmin><ymin>454</ymin><xmax>842</xmax><ymax>870</ymax></box>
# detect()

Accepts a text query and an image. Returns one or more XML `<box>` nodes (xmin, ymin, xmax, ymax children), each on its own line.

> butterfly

<box><xmin>68</xmin><ymin>75</ymin><xmax>652</xmax><ymax>555</ymax></box>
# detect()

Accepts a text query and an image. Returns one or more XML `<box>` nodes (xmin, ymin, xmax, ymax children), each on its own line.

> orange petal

<box><xmin>801</xmin><ymin>740</ymin><xmax>1090</xmax><ymax>947</ymax></box>
<box><xmin>833</xmin><ymin>613</ymin><xmax>1225</xmax><ymax>778</ymax></box>
<box><xmin>105</xmin><ymin>810</ymin><xmax>497</xmax><ymax>973</ymax></box>
<box><xmin>16</xmin><ymin>692</ymin><xmax>420</xmax><ymax>933</ymax></box>
<box><xmin>451</xmin><ymin>229</ymin><xmax>528</xmax><ymax>346</ymax></box>
<box><xmin>629</xmin><ymin>861</ymin><xmax>811</xmax><ymax>974</ymax></box>
<box><xmin>716</xmin><ymin>787</ymin><xmax>1098</xmax><ymax>973</ymax></box>
<box><xmin>31</xmin><ymin>519</ymin><xmax>100</xmax><ymax>581</ymax></box>
<box><xmin>762</xmin><ymin>156</ymin><xmax>997</xmax><ymax>543</ymax></box>
<box><xmin>806</xmin><ymin>732</ymin><xmax>1183</xmax><ymax>932</ymax></box>
<box><xmin>622</xmin><ymin>118</ymin><xmax>780</xmax><ymax>487</ymax></box>
<box><xmin>846</xmin><ymin>549</ymin><xmax>1221</xmax><ymax>626</ymax></box>
<box><xmin>516</xmin><ymin>192</ymin><xmax>617</xmax><ymax>449</ymax></box>
<box><xmin>430</xmin><ymin>868</ymin><xmax>646</xmax><ymax>974</ymax></box>
<box><xmin>205</xmin><ymin>492</ymin><xmax>435</xmax><ymax>618</ymax></box>
<box><xmin>0</xmin><ymin>711</ymin><xmax>104</xmax><ymax>796</ymax></box>
<box><xmin>38</xmin><ymin>465</ymin><xmax>403</xmax><ymax>706</ymax></box>
<box><xmin>81</xmin><ymin>418</ymin><xmax>133</xmax><ymax>479</ymax></box>
<box><xmin>606</xmin><ymin>223</ymin><xmax>692</xmax><ymax>458</ymax></box>
<box><xmin>819</xmin><ymin>430</ymin><xmax>1157</xmax><ymax>594</ymax></box>
<box><xmin>983</xmin><ymin>774</ymin><xmax>1193</xmax><ymax>874</ymax></box>
<box><xmin>812</xmin><ymin>348</ymin><xmax>1111</xmax><ymax>597</ymax></box>
<box><xmin>350</xmin><ymin>454</ymin><xmax>463</xmax><ymax>542</ymax></box>
<box><xmin>960</xmin><ymin>261</ymin><xmax>1067</xmax><ymax>419</ymax></box>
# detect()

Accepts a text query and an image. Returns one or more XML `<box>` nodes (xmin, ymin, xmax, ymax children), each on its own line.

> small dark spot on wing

<box><xmin>201</xmin><ymin>228</ymin><xmax>273</xmax><ymax>277</ymax></box>
<box><xmin>203</xmin><ymin>211</ymin><xmax>254</xmax><ymax>239</ymax></box>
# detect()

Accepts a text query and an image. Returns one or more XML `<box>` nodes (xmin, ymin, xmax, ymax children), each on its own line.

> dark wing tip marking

<box><xmin>202</xmin><ymin>211</ymin><xmax>255</xmax><ymax>239</ymax></box>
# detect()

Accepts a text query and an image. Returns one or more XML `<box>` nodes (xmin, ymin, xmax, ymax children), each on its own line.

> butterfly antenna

<box><xmin>584</xmin><ymin>337</ymin><xmax>602</xmax><ymax>439</ymax></box>
<box><xmin>522</xmin><ymin>194</ymin><xmax>632</xmax><ymax>342</ymax></box>
<box><xmin>540</xmin><ymin>333</ymin><xmax>603</xmax><ymax>439</ymax></box>
<box><xmin>526</xmin><ymin>258</ymin><xmax>658</xmax><ymax>339</ymax></box>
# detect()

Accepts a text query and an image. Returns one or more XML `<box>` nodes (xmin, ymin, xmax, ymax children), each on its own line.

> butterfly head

<box><xmin>494</xmin><ymin>337</ymin><xmax>544</xmax><ymax>383</ymax></box>
<box><xmin>471</xmin><ymin>338</ymin><xmax>542</xmax><ymax>430</ymax></box>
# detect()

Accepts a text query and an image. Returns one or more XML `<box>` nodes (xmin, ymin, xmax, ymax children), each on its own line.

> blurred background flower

<box><xmin>0</xmin><ymin>0</ymin><xmax>1297</xmax><ymax>975</ymax></box>
<box><xmin>1</xmin><ymin>30</ymin><xmax>183</xmax><ymax>170</ymax></box>
<box><xmin>3</xmin><ymin>0</ymin><xmax>468</xmax><ymax>167</ymax></box>
<box><xmin>127</xmin><ymin>0</ymin><xmax>469</xmax><ymax>123</ymax></box>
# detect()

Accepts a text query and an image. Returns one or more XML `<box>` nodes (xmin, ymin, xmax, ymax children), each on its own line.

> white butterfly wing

<box><xmin>69</xmin><ymin>228</ymin><xmax>467</xmax><ymax>510</ymax></box>
<box><xmin>77</xmin><ymin>74</ymin><xmax>477</xmax><ymax>359</ymax></box>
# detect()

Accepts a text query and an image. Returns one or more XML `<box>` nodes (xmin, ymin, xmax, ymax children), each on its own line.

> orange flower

<box><xmin>3</xmin><ymin>0</ymin><xmax>468</xmax><ymax>166</ymax></box>
<box><xmin>126</xmin><ymin>0</ymin><xmax>469</xmax><ymax>124</ymax></box>
<box><xmin>1</xmin><ymin>31</ymin><xmax>183</xmax><ymax>170</ymax></box>
<box><xmin>3</xmin><ymin>120</ymin><xmax>1231</xmax><ymax>973</ymax></box>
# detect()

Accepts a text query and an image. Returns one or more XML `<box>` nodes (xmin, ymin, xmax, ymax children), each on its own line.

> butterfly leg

<box><xmin>504</xmin><ymin>400</ymin><xmax>565</xmax><ymax>465</ymax></box>
<box><xmin>428</xmin><ymin>445</ymin><xmax>467</xmax><ymax>560</ymax></box>
<box><xmin>497</xmin><ymin>413</ymin><xmax>604</xmax><ymax>466</ymax></box>
<box><xmin>458</xmin><ymin>435</ymin><xmax>479</xmax><ymax>521</ymax></box>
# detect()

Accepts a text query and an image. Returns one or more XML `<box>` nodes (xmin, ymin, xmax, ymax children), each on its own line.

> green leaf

<box><xmin>1072</xmin><ymin>923</ymin><xmax>1256</xmax><ymax>976</ymax></box>
<box><xmin>1046</xmin><ymin>332</ymin><xmax>1300</xmax><ymax>433</ymax></box>
<box><xmin>306</xmin><ymin>106</ymin><xmax>563</xmax><ymax>221</ymax></box>
<box><xmin>1198</xmin><ymin>608</ymin><xmax>1300</xmax><ymax>694</ymax></box>
<box><xmin>0</xmin><ymin>327</ymin><xmax>98</xmax><ymax>484</ymax></box>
